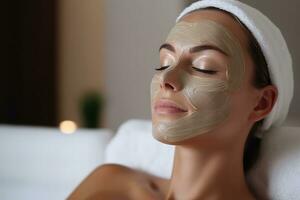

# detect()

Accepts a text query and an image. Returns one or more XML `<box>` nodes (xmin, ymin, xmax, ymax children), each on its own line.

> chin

<box><xmin>152</xmin><ymin>130</ymin><xmax>195</xmax><ymax>145</ymax></box>
<box><xmin>152</xmin><ymin>131</ymin><xmax>167</xmax><ymax>143</ymax></box>
<box><xmin>152</xmin><ymin>131</ymin><xmax>177</xmax><ymax>145</ymax></box>
<box><xmin>152</xmin><ymin>126</ymin><xmax>220</xmax><ymax>146</ymax></box>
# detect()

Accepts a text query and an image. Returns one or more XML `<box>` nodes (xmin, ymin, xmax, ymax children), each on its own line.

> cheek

<box><xmin>226</xmin><ymin>54</ymin><xmax>256</xmax><ymax>124</ymax></box>
<box><xmin>229</xmin><ymin>88</ymin><xmax>257</xmax><ymax>124</ymax></box>
<box><xmin>184</xmin><ymin>77</ymin><xmax>229</xmax><ymax>111</ymax></box>
<box><xmin>150</xmin><ymin>74</ymin><xmax>160</xmax><ymax>103</ymax></box>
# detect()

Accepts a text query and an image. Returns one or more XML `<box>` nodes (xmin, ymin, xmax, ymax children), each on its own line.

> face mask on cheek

<box><xmin>151</xmin><ymin>20</ymin><xmax>245</xmax><ymax>143</ymax></box>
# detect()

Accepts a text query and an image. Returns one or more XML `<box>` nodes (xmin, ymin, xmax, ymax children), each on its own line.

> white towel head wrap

<box><xmin>176</xmin><ymin>0</ymin><xmax>294</xmax><ymax>135</ymax></box>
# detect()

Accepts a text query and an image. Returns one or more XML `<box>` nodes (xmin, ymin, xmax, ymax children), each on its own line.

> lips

<box><xmin>154</xmin><ymin>99</ymin><xmax>187</xmax><ymax>115</ymax></box>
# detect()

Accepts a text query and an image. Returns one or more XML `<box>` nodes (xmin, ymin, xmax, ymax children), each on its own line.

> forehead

<box><xmin>179</xmin><ymin>9</ymin><xmax>249</xmax><ymax>51</ymax></box>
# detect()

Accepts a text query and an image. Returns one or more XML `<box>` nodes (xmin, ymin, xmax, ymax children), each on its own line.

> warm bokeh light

<box><xmin>59</xmin><ymin>120</ymin><xmax>77</xmax><ymax>134</ymax></box>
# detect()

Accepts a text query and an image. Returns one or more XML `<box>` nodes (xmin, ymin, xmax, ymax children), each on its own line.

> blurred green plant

<box><xmin>80</xmin><ymin>91</ymin><xmax>105</xmax><ymax>128</ymax></box>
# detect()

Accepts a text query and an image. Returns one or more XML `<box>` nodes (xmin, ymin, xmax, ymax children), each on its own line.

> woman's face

<box><xmin>151</xmin><ymin>9</ymin><xmax>261</xmax><ymax>144</ymax></box>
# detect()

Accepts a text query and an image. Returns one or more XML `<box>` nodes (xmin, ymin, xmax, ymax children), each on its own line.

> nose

<box><xmin>160</xmin><ymin>67</ymin><xmax>183</xmax><ymax>92</ymax></box>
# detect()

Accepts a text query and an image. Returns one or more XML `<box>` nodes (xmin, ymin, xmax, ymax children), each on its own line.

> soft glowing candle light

<box><xmin>59</xmin><ymin>120</ymin><xmax>77</xmax><ymax>134</ymax></box>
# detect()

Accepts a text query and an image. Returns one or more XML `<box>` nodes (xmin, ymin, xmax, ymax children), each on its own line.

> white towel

<box><xmin>247</xmin><ymin>126</ymin><xmax>300</xmax><ymax>200</ymax></box>
<box><xmin>176</xmin><ymin>0</ymin><xmax>294</xmax><ymax>134</ymax></box>
<box><xmin>104</xmin><ymin>119</ymin><xmax>174</xmax><ymax>178</ymax></box>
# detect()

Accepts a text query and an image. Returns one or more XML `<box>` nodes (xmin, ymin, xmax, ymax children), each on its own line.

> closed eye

<box><xmin>155</xmin><ymin>66</ymin><xmax>170</xmax><ymax>71</ymax></box>
<box><xmin>192</xmin><ymin>67</ymin><xmax>217</xmax><ymax>75</ymax></box>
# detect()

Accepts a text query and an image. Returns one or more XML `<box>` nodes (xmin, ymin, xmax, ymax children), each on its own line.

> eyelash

<box><xmin>192</xmin><ymin>67</ymin><xmax>217</xmax><ymax>75</ymax></box>
<box><xmin>155</xmin><ymin>65</ymin><xmax>217</xmax><ymax>75</ymax></box>
<box><xmin>155</xmin><ymin>66</ymin><xmax>170</xmax><ymax>71</ymax></box>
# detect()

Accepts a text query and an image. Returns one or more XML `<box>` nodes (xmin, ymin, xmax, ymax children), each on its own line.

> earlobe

<box><xmin>250</xmin><ymin>85</ymin><xmax>278</xmax><ymax>123</ymax></box>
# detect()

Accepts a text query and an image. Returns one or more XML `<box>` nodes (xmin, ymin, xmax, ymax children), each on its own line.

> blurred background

<box><xmin>2</xmin><ymin>0</ymin><xmax>299</xmax><ymax>131</ymax></box>
<box><xmin>1</xmin><ymin>1</ymin><xmax>299</xmax><ymax>199</ymax></box>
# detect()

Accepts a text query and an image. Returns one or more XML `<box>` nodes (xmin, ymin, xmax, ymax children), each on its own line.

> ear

<box><xmin>249</xmin><ymin>85</ymin><xmax>278</xmax><ymax>123</ymax></box>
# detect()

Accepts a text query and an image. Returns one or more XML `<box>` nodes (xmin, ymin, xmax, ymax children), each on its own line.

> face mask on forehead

<box><xmin>151</xmin><ymin>20</ymin><xmax>245</xmax><ymax>143</ymax></box>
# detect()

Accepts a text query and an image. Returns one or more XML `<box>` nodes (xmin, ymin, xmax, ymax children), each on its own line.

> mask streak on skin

<box><xmin>151</xmin><ymin>20</ymin><xmax>245</xmax><ymax>143</ymax></box>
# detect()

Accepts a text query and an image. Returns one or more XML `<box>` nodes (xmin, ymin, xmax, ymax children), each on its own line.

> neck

<box><xmin>166</xmin><ymin>135</ymin><xmax>255</xmax><ymax>200</ymax></box>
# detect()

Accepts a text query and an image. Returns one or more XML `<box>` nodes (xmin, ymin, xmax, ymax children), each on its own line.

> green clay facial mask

<box><xmin>151</xmin><ymin>20</ymin><xmax>245</xmax><ymax>143</ymax></box>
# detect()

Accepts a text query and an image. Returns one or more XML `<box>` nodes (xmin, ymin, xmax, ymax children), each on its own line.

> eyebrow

<box><xmin>190</xmin><ymin>45</ymin><xmax>229</xmax><ymax>56</ymax></box>
<box><xmin>159</xmin><ymin>43</ymin><xmax>229</xmax><ymax>56</ymax></box>
<box><xmin>159</xmin><ymin>43</ymin><xmax>175</xmax><ymax>52</ymax></box>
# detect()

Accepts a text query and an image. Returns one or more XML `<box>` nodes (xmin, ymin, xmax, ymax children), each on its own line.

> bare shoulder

<box><xmin>67</xmin><ymin>164</ymin><xmax>169</xmax><ymax>200</ymax></box>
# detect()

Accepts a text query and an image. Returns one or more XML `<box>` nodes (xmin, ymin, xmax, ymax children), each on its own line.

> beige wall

<box><xmin>57</xmin><ymin>0</ymin><xmax>105</xmax><ymax>126</ymax></box>
<box><xmin>103</xmin><ymin>0</ymin><xmax>183</xmax><ymax>130</ymax></box>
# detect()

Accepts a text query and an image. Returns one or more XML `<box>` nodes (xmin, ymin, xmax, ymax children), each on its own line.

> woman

<box><xmin>68</xmin><ymin>0</ymin><xmax>293</xmax><ymax>199</ymax></box>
